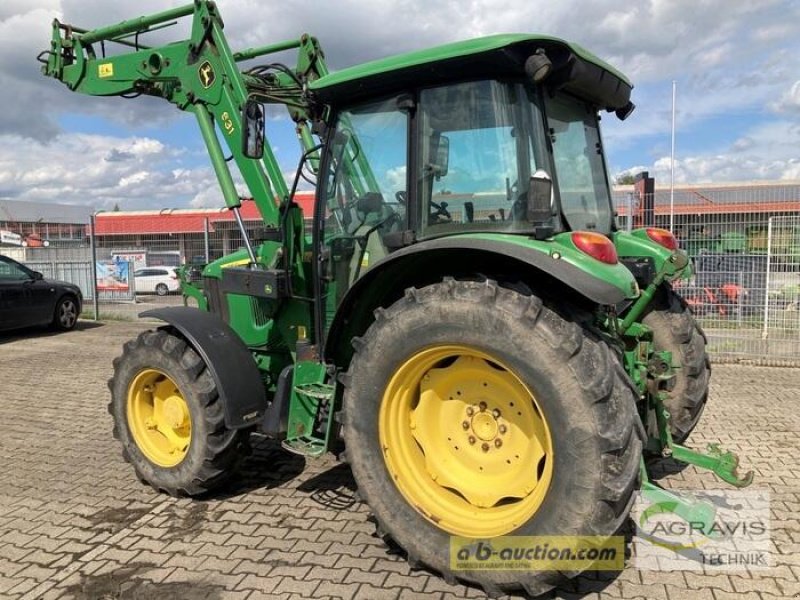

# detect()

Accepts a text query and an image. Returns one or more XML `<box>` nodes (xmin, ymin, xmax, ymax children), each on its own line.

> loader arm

<box><xmin>40</xmin><ymin>0</ymin><xmax>329</xmax><ymax>233</ymax></box>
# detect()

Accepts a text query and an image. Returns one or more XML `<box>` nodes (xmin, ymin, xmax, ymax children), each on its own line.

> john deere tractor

<box><xmin>41</xmin><ymin>2</ymin><xmax>750</xmax><ymax>595</ymax></box>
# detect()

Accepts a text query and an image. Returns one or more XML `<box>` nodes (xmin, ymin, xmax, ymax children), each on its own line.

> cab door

<box><xmin>314</xmin><ymin>95</ymin><xmax>410</xmax><ymax>342</ymax></box>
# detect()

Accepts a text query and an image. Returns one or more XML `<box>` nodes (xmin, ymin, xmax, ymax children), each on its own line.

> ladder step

<box><xmin>281</xmin><ymin>436</ymin><xmax>327</xmax><ymax>458</ymax></box>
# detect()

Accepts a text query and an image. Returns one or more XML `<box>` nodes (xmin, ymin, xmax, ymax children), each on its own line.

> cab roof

<box><xmin>310</xmin><ymin>34</ymin><xmax>632</xmax><ymax>109</ymax></box>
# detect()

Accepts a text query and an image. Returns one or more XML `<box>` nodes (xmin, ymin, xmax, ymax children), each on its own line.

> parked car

<box><xmin>133</xmin><ymin>266</ymin><xmax>180</xmax><ymax>296</ymax></box>
<box><xmin>0</xmin><ymin>255</ymin><xmax>82</xmax><ymax>332</ymax></box>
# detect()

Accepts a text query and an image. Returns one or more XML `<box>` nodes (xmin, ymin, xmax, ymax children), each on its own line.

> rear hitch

<box><xmin>640</xmin><ymin>348</ymin><xmax>753</xmax><ymax>488</ymax></box>
<box><xmin>651</xmin><ymin>392</ymin><xmax>754</xmax><ymax>488</ymax></box>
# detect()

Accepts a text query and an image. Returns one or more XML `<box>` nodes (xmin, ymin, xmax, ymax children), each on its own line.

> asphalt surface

<box><xmin>0</xmin><ymin>320</ymin><xmax>798</xmax><ymax>599</ymax></box>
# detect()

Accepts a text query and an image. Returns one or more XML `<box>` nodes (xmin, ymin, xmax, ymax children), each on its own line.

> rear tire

<box><xmin>155</xmin><ymin>283</ymin><xmax>169</xmax><ymax>296</ymax></box>
<box><xmin>342</xmin><ymin>280</ymin><xmax>643</xmax><ymax>596</ymax></box>
<box><xmin>642</xmin><ymin>285</ymin><xmax>711</xmax><ymax>443</ymax></box>
<box><xmin>109</xmin><ymin>328</ymin><xmax>249</xmax><ymax>496</ymax></box>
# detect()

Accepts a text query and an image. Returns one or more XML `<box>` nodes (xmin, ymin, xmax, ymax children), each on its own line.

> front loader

<box><xmin>41</xmin><ymin>2</ymin><xmax>751</xmax><ymax>595</ymax></box>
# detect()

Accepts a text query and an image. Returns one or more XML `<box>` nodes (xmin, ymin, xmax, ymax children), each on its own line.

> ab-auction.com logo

<box><xmin>450</xmin><ymin>536</ymin><xmax>623</xmax><ymax>571</ymax></box>
<box><xmin>633</xmin><ymin>489</ymin><xmax>771</xmax><ymax>570</ymax></box>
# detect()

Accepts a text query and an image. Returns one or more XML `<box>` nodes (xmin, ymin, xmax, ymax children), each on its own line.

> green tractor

<box><xmin>41</xmin><ymin>2</ymin><xmax>750</xmax><ymax>595</ymax></box>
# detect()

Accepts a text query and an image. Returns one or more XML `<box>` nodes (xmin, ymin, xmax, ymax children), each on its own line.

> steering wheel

<box><xmin>430</xmin><ymin>200</ymin><xmax>452</xmax><ymax>223</ymax></box>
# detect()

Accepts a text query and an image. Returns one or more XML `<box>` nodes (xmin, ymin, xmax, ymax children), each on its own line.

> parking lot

<box><xmin>0</xmin><ymin>320</ymin><xmax>798</xmax><ymax>600</ymax></box>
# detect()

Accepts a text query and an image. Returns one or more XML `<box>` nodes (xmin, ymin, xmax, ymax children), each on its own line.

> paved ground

<box><xmin>0</xmin><ymin>320</ymin><xmax>798</xmax><ymax>600</ymax></box>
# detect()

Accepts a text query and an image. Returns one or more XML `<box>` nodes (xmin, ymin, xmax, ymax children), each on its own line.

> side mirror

<box><xmin>428</xmin><ymin>133</ymin><xmax>450</xmax><ymax>179</ymax></box>
<box><xmin>527</xmin><ymin>169</ymin><xmax>553</xmax><ymax>224</ymax></box>
<box><xmin>32</xmin><ymin>271</ymin><xmax>44</xmax><ymax>281</ymax></box>
<box><xmin>242</xmin><ymin>99</ymin><xmax>265</xmax><ymax>159</ymax></box>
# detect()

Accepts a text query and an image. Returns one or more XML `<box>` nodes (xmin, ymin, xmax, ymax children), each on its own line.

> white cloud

<box><xmin>0</xmin><ymin>132</ymin><xmax>213</xmax><ymax>210</ymax></box>
<box><xmin>770</xmin><ymin>80</ymin><xmax>800</xmax><ymax>115</ymax></box>
<box><xmin>618</xmin><ymin>120</ymin><xmax>800</xmax><ymax>184</ymax></box>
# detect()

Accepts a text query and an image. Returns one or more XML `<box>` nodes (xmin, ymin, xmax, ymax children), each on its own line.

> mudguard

<box><xmin>324</xmin><ymin>235</ymin><xmax>638</xmax><ymax>361</ymax></box>
<box><xmin>140</xmin><ymin>307</ymin><xmax>266</xmax><ymax>429</ymax></box>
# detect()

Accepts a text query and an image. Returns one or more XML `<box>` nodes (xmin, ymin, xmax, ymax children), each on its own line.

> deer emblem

<box><xmin>198</xmin><ymin>61</ymin><xmax>215</xmax><ymax>88</ymax></box>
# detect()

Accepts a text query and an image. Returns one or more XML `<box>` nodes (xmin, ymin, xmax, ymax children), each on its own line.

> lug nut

<box><xmin>499</xmin><ymin>424</ymin><xmax>507</xmax><ymax>434</ymax></box>
<box><xmin>466</xmin><ymin>406</ymin><xmax>474</xmax><ymax>416</ymax></box>
<box><xmin>481</xmin><ymin>442</ymin><xmax>490</xmax><ymax>452</ymax></box>
<box><xmin>462</xmin><ymin>421</ymin><xmax>470</xmax><ymax>430</ymax></box>
<box><xmin>468</xmin><ymin>436</ymin><xmax>476</xmax><ymax>445</ymax></box>
<box><xmin>494</xmin><ymin>439</ymin><xmax>502</xmax><ymax>448</ymax></box>
<box><xmin>492</xmin><ymin>408</ymin><xmax>501</xmax><ymax>418</ymax></box>
<box><xmin>479</xmin><ymin>401</ymin><xmax>487</xmax><ymax>412</ymax></box>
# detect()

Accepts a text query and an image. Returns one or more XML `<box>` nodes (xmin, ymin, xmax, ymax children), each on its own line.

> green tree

<box><xmin>615</xmin><ymin>173</ymin><xmax>636</xmax><ymax>185</ymax></box>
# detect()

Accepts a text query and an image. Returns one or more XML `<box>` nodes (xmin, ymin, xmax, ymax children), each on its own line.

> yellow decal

<box><xmin>221</xmin><ymin>111</ymin><xmax>235</xmax><ymax>136</ymax></box>
<box><xmin>361</xmin><ymin>251</ymin><xmax>370</xmax><ymax>268</ymax></box>
<box><xmin>221</xmin><ymin>259</ymin><xmax>251</xmax><ymax>268</ymax></box>
<box><xmin>98</xmin><ymin>63</ymin><xmax>114</xmax><ymax>78</ymax></box>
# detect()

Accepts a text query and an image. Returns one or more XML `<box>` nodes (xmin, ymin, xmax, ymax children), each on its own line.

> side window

<box><xmin>323</xmin><ymin>97</ymin><xmax>408</xmax><ymax>240</ymax></box>
<box><xmin>0</xmin><ymin>258</ymin><xmax>30</xmax><ymax>280</ymax></box>
<box><xmin>417</xmin><ymin>81</ymin><xmax>543</xmax><ymax>235</ymax></box>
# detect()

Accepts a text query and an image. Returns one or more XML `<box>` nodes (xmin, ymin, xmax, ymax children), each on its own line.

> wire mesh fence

<box><xmin>84</xmin><ymin>204</ymin><xmax>272</xmax><ymax>319</ymax></box>
<box><xmin>613</xmin><ymin>183</ymin><xmax>800</xmax><ymax>364</ymax></box>
<box><xmin>6</xmin><ymin>182</ymin><xmax>799</xmax><ymax>363</ymax></box>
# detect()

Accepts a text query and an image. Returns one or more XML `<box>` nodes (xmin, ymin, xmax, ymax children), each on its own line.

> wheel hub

<box><xmin>127</xmin><ymin>369</ymin><xmax>192</xmax><ymax>467</ymax></box>
<box><xmin>163</xmin><ymin>395</ymin><xmax>188</xmax><ymax>428</ymax></box>
<box><xmin>470</xmin><ymin>410</ymin><xmax>498</xmax><ymax>441</ymax></box>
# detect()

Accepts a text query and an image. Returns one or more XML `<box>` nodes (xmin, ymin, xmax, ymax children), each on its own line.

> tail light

<box><xmin>170</xmin><ymin>271</ymin><xmax>178</xmax><ymax>279</ymax></box>
<box><xmin>645</xmin><ymin>227</ymin><xmax>678</xmax><ymax>251</ymax></box>
<box><xmin>571</xmin><ymin>231</ymin><xmax>618</xmax><ymax>265</ymax></box>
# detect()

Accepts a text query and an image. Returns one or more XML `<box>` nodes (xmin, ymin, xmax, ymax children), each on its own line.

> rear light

<box><xmin>571</xmin><ymin>231</ymin><xmax>618</xmax><ymax>265</ymax></box>
<box><xmin>645</xmin><ymin>227</ymin><xmax>678</xmax><ymax>251</ymax></box>
<box><xmin>170</xmin><ymin>271</ymin><xmax>178</xmax><ymax>279</ymax></box>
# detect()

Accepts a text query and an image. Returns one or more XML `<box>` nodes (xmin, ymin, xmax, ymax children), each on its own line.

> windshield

<box><xmin>417</xmin><ymin>80</ymin><xmax>551</xmax><ymax>237</ymax></box>
<box><xmin>543</xmin><ymin>93</ymin><xmax>613</xmax><ymax>233</ymax></box>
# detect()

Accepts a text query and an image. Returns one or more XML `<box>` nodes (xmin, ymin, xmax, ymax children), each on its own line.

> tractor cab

<box><xmin>308</xmin><ymin>35</ymin><xmax>635</xmax><ymax>306</ymax></box>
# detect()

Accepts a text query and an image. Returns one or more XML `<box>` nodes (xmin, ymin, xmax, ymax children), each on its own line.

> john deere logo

<box><xmin>198</xmin><ymin>61</ymin><xmax>216</xmax><ymax>88</ymax></box>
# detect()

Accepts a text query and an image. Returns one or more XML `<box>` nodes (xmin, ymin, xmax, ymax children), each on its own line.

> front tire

<box><xmin>109</xmin><ymin>328</ymin><xmax>249</xmax><ymax>496</ymax></box>
<box><xmin>342</xmin><ymin>280</ymin><xmax>643</xmax><ymax>596</ymax></box>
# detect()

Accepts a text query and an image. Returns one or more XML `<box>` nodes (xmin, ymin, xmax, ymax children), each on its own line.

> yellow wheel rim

<box><xmin>379</xmin><ymin>345</ymin><xmax>553</xmax><ymax>538</ymax></box>
<box><xmin>127</xmin><ymin>368</ymin><xmax>192</xmax><ymax>468</ymax></box>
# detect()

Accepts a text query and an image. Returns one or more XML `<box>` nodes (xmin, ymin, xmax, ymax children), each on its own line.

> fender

<box><xmin>323</xmin><ymin>234</ymin><xmax>638</xmax><ymax>362</ymax></box>
<box><xmin>140</xmin><ymin>307</ymin><xmax>266</xmax><ymax>429</ymax></box>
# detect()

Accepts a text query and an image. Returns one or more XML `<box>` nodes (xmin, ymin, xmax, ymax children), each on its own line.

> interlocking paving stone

<box><xmin>0</xmin><ymin>320</ymin><xmax>797</xmax><ymax>599</ymax></box>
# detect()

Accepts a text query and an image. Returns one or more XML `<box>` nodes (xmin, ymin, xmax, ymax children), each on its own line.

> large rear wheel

<box><xmin>109</xmin><ymin>329</ymin><xmax>249</xmax><ymax>496</ymax></box>
<box><xmin>342</xmin><ymin>280</ymin><xmax>643</xmax><ymax>596</ymax></box>
<box><xmin>642</xmin><ymin>285</ymin><xmax>710</xmax><ymax>443</ymax></box>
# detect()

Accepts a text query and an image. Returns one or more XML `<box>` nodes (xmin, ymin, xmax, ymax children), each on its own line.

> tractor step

<box><xmin>282</xmin><ymin>436</ymin><xmax>328</xmax><ymax>457</ymax></box>
<box><xmin>283</xmin><ymin>361</ymin><xmax>337</xmax><ymax>458</ymax></box>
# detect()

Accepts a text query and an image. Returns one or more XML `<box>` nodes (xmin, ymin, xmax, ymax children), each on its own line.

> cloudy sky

<box><xmin>1</xmin><ymin>0</ymin><xmax>798</xmax><ymax>211</ymax></box>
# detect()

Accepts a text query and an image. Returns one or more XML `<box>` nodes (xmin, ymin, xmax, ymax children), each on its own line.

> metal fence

<box><xmin>613</xmin><ymin>183</ymin><xmax>800</xmax><ymax>364</ymax></box>
<box><xmin>25</xmin><ymin>260</ymin><xmax>94</xmax><ymax>299</ymax></box>
<box><xmin>8</xmin><ymin>182</ymin><xmax>800</xmax><ymax>363</ymax></box>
